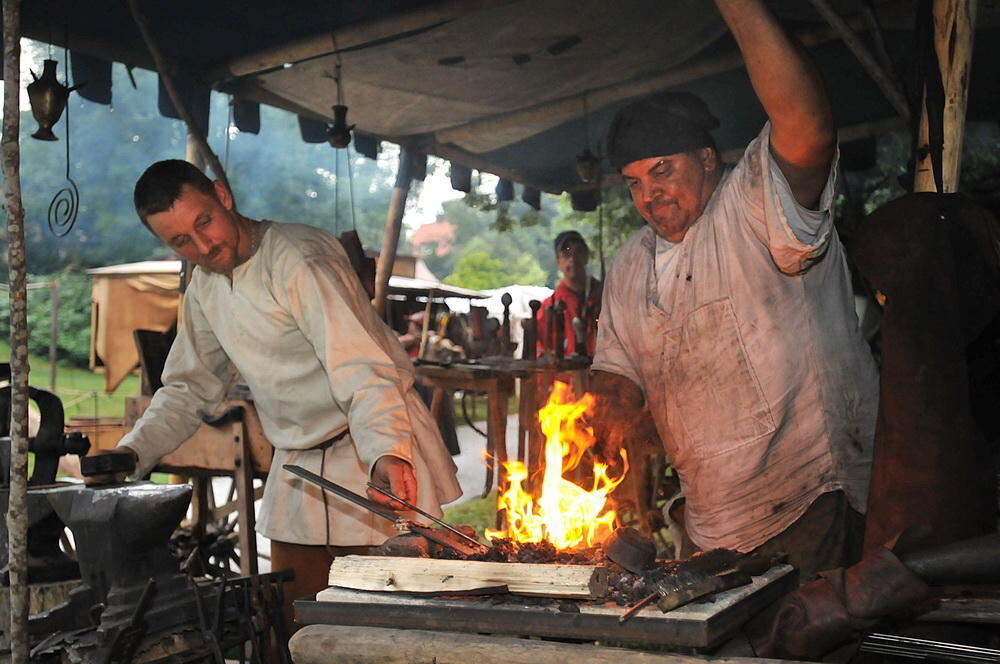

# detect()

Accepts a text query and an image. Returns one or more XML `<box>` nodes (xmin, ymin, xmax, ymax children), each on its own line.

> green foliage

<box><xmin>443</xmin><ymin>251</ymin><xmax>509</xmax><ymax>290</ymax></box>
<box><xmin>0</xmin><ymin>270</ymin><xmax>92</xmax><ymax>367</ymax></box>
<box><xmin>442</xmin><ymin>492</ymin><xmax>497</xmax><ymax>538</ymax></box>
<box><xmin>1</xmin><ymin>46</ymin><xmax>401</xmax><ymax>280</ymax></box>
<box><xmin>0</xmin><ymin>339</ymin><xmax>140</xmax><ymax>416</ymax></box>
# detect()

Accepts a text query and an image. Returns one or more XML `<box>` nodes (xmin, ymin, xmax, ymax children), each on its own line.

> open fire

<box><xmin>485</xmin><ymin>381</ymin><xmax>628</xmax><ymax>550</ymax></box>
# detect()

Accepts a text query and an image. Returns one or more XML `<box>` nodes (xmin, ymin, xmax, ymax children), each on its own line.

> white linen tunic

<box><xmin>593</xmin><ymin>125</ymin><xmax>878</xmax><ymax>553</ymax></box>
<box><xmin>120</xmin><ymin>221</ymin><xmax>462</xmax><ymax>545</ymax></box>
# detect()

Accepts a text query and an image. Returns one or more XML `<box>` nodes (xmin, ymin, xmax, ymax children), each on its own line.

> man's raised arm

<box><xmin>714</xmin><ymin>0</ymin><xmax>835</xmax><ymax>208</ymax></box>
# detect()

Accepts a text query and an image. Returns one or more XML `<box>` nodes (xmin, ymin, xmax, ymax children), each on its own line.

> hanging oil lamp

<box><xmin>327</xmin><ymin>104</ymin><xmax>354</xmax><ymax>149</ymax></box>
<box><xmin>27</xmin><ymin>59</ymin><xmax>80</xmax><ymax>141</ymax></box>
<box><xmin>576</xmin><ymin>148</ymin><xmax>600</xmax><ymax>183</ymax></box>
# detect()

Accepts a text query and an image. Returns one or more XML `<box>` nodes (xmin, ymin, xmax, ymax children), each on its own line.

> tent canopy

<box><xmin>16</xmin><ymin>0</ymin><xmax>1000</xmax><ymax>196</ymax></box>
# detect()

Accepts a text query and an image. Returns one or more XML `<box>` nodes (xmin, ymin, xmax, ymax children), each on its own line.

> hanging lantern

<box><xmin>327</xmin><ymin>104</ymin><xmax>354</xmax><ymax>149</ymax></box>
<box><xmin>27</xmin><ymin>59</ymin><xmax>80</xmax><ymax>141</ymax></box>
<box><xmin>576</xmin><ymin>148</ymin><xmax>600</xmax><ymax>183</ymax></box>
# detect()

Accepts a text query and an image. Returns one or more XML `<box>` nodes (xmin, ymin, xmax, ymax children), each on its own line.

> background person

<box><xmin>536</xmin><ymin>230</ymin><xmax>603</xmax><ymax>358</ymax></box>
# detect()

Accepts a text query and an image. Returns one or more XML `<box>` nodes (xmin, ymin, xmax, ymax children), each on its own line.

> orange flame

<box><xmin>486</xmin><ymin>381</ymin><xmax>628</xmax><ymax>550</ymax></box>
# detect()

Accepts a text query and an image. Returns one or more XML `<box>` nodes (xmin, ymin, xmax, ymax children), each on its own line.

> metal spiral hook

<box><xmin>47</xmin><ymin>176</ymin><xmax>79</xmax><ymax>237</ymax></box>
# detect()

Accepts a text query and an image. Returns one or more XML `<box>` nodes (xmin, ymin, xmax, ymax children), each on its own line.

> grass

<box><xmin>443</xmin><ymin>492</ymin><xmax>498</xmax><ymax>538</ymax></box>
<box><xmin>0</xmin><ymin>340</ymin><xmax>140</xmax><ymax>420</ymax></box>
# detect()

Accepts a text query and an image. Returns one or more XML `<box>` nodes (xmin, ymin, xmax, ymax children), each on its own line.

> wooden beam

<box><xmin>720</xmin><ymin>116</ymin><xmax>907</xmax><ymax>164</ymax></box>
<box><xmin>328</xmin><ymin>555</ymin><xmax>609</xmax><ymax>599</ymax></box>
<box><xmin>127</xmin><ymin>0</ymin><xmax>234</xmax><ymax>194</ymax></box>
<box><xmin>290</xmin><ymin>624</ymin><xmax>809</xmax><ymax>664</ymax></box>
<box><xmin>807</xmin><ymin>0</ymin><xmax>910</xmax><ymax>120</ymax></box>
<box><xmin>218</xmin><ymin>0</ymin><xmax>517</xmax><ymax>79</ymax></box>
<box><xmin>913</xmin><ymin>0</ymin><xmax>977</xmax><ymax>193</ymax></box>
<box><xmin>373</xmin><ymin>171</ymin><xmax>410</xmax><ymax>319</ymax></box>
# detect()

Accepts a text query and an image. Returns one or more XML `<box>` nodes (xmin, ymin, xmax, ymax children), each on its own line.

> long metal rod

<box><xmin>366</xmin><ymin>482</ymin><xmax>487</xmax><ymax>551</ymax></box>
<box><xmin>861</xmin><ymin>633</ymin><xmax>1000</xmax><ymax>664</ymax></box>
<box><xmin>2</xmin><ymin>0</ymin><xmax>30</xmax><ymax>660</ymax></box>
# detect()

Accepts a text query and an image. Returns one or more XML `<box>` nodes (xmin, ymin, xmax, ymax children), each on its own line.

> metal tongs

<box><xmin>283</xmin><ymin>464</ymin><xmax>489</xmax><ymax>557</ymax></box>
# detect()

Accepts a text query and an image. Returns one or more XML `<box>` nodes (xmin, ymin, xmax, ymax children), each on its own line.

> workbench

<box><xmin>291</xmin><ymin>564</ymin><xmax>798</xmax><ymax>662</ymax></box>
<box><xmin>415</xmin><ymin>363</ymin><xmax>516</xmax><ymax>499</ymax></box>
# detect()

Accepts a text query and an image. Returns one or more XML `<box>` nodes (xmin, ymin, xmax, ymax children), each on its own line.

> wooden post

<box><xmin>913</xmin><ymin>0</ymin><xmax>977</xmax><ymax>193</ymax></box>
<box><xmin>233</xmin><ymin>419</ymin><xmax>258</xmax><ymax>576</ymax></box>
<box><xmin>807</xmin><ymin>0</ymin><xmax>910</xmax><ymax>120</ymax></box>
<box><xmin>2</xmin><ymin>0</ymin><xmax>30</xmax><ymax>659</ymax></box>
<box><xmin>127</xmin><ymin>0</ymin><xmax>234</xmax><ymax>195</ymax></box>
<box><xmin>373</xmin><ymin>152</ymin><xmax>412</xmax><ymax>319</ymax></box>
<box><xmin>48</xmin><ymin>279</ymin><xmax>58</xmax><ymax>390</ymax></box>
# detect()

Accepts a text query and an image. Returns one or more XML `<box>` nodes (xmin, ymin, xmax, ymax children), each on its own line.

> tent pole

<box><xmin>807</xmin><ymin>0</ymin><xmax>910</xmax><ymax>120</ymax></box>
<box><xmin>374</xmin><ymin>153</ymin><xmax>412</xmax><ymax>319</ymax></box>
<box><xmin>127</xmin><ymin>0</ymin><xmax>233</xmax><ymax>195</ymax></box>
<box><xmin>3</xmin><ymin>0</ymin><xmax>31</xmax><ymax>660</ymax></box>
<box><xmin>913</xmin><ymin>0</ymin><xmax>976</xmax><ymax>193</ymax></box>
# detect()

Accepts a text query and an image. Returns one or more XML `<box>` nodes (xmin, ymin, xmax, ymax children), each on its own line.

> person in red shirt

<box><xmin>536</xmin><ymin>230</ymin><xmax>603</xmax><ymax>358</ymax></box>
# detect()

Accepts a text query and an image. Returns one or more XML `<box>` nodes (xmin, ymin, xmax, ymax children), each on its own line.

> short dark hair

<box><xmin>134</xmin><ymin>159</ymin><xmax>215</xmax><ymax>228</ymax></box>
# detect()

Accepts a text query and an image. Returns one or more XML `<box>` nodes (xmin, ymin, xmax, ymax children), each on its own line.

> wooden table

<box><xmin>415</xmin><ymin>363</ymin><xmax>516</xmax><ymax>499</ymax></box>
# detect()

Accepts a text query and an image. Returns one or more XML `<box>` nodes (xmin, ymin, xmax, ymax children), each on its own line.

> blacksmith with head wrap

<box><xmin>588</xmin><ymin>0</ymin><xmax>879</xmax><ymax>580</ymax></box>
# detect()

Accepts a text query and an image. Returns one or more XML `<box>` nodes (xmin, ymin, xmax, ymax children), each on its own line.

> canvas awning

<box><xmin>17</xmin><ymin>1</ymin><xmax>1000</xmax><ymax>196</ymax></box>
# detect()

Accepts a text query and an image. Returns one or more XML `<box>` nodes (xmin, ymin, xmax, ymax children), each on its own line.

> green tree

<box><xmin>444</xmin><ymin>251</ymin><xmax>507</xmax><ymax>290</ymax></box>
<box><xmin>0</xmin><ymin>270</ymin><xmax>91</xmax><ymax>367</ymax></box>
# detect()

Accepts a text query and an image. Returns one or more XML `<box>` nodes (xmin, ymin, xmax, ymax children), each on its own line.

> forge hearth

<box><xmin>298</xmin><ymin>564</ymin><xmax>795</xmax><ymax>650</ymax></box>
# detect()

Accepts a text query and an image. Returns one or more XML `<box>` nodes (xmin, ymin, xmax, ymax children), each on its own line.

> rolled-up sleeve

<box><xmin>592</xmin><ymin>267</ymin><xmax>643</xmax><ymax>390</ymax></box>
<box><xmin>735</xmin><ymin>123</ymin><xmax>839</xmax><ymax>275</ymax></box>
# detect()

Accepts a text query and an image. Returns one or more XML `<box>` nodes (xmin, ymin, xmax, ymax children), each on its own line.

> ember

<box><xmin>485</xmin><ymin>381</ymin><xmax>628</xmax><ymax>551</ymax></box>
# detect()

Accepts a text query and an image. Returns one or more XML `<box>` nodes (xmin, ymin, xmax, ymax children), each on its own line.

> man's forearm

<box><xmin>713</xmin><ymin>0</ymin><xmax>833</xmax><ymax>168</ymax></box>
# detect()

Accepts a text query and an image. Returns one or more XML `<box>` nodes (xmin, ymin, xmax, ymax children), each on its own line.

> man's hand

<box><xmin>83</xmin><ymin>447</ymin><xmax>138</xmax><ymax>486</ymax></box>
<box><xmin>368</xmin><ymin>456</ymin><xmax>417</xmax><ymax>509</ymax></box>
<box><xmin>588</xmin><ymin>370</ymin><xmax>662</xmax><ymax>463</ymax></box>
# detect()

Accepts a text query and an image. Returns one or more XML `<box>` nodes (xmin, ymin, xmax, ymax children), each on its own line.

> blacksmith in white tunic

<box><xmin>110</xmin><ymin>159</ymin><xmax>462</xmax><ymax>633</ymax></box>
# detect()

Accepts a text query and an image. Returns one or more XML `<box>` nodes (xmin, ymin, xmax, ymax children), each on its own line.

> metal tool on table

<box><xmin>283</xmin><ymin>464</ymin><xmax>488</xmax><ymax>557</ymax></box>
<box><xmin>552</xmin><ymin>300</ymin><xmax>566</xmax><ymax>359</ymax></box>
<box><xmin>617</xmin><ymin>549</ymin><xmax>784</xmax><ymax>624</ymax></box>
<box><xmin>365</xmin><ymin>481</ymin><xmax>489</xmax><ymax>553</ymax></box>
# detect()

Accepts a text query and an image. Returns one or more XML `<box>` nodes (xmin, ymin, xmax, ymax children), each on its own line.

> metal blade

<box><xmin>283</xmin><ymin>464</ymin><xmax>401</xmax><ymax>523</ymax></box>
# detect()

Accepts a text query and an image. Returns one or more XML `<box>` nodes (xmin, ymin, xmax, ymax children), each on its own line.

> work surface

<box><xmin>297</xmin><ymin>564</ymin><xmax>796</xmax><ymax>650</ymax></box>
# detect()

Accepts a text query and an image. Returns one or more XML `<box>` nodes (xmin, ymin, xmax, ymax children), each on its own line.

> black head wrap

<box><xmin>605</xmin><ymin>91</ymin><xmax>720</xmax><ymax>171</ymax></box>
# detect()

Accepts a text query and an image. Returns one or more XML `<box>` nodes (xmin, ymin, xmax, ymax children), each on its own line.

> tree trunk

<box><xmin>913</xmin><ymin>0</ymin><xmax>976</xmax><ymax>192</ymax></box>
<box><xmin>2</xmin><ymin>1</ymin><xmax>30</xmax><ymax>660</ymax></box>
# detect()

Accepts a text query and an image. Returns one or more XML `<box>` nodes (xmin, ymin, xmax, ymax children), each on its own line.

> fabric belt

<box><xmin>312</xmin><ymin>428</ymin><xmax>349</xmax><ymax>451</ymax></box>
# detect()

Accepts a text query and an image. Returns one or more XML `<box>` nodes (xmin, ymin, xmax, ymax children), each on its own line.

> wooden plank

<box><xmin>289</xmin><ymin>624</ymin><xmax>811</xmax><ymax>664</ymax></box>
<box><xmin>303</xmin><ymin>564</ymin><xmax>797</xmax><ymax>650</ymax></box>
<box><xmin>328</xmin><ymin>555</ymin><xmax>607</xmax><ymax>599</ymax></box>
